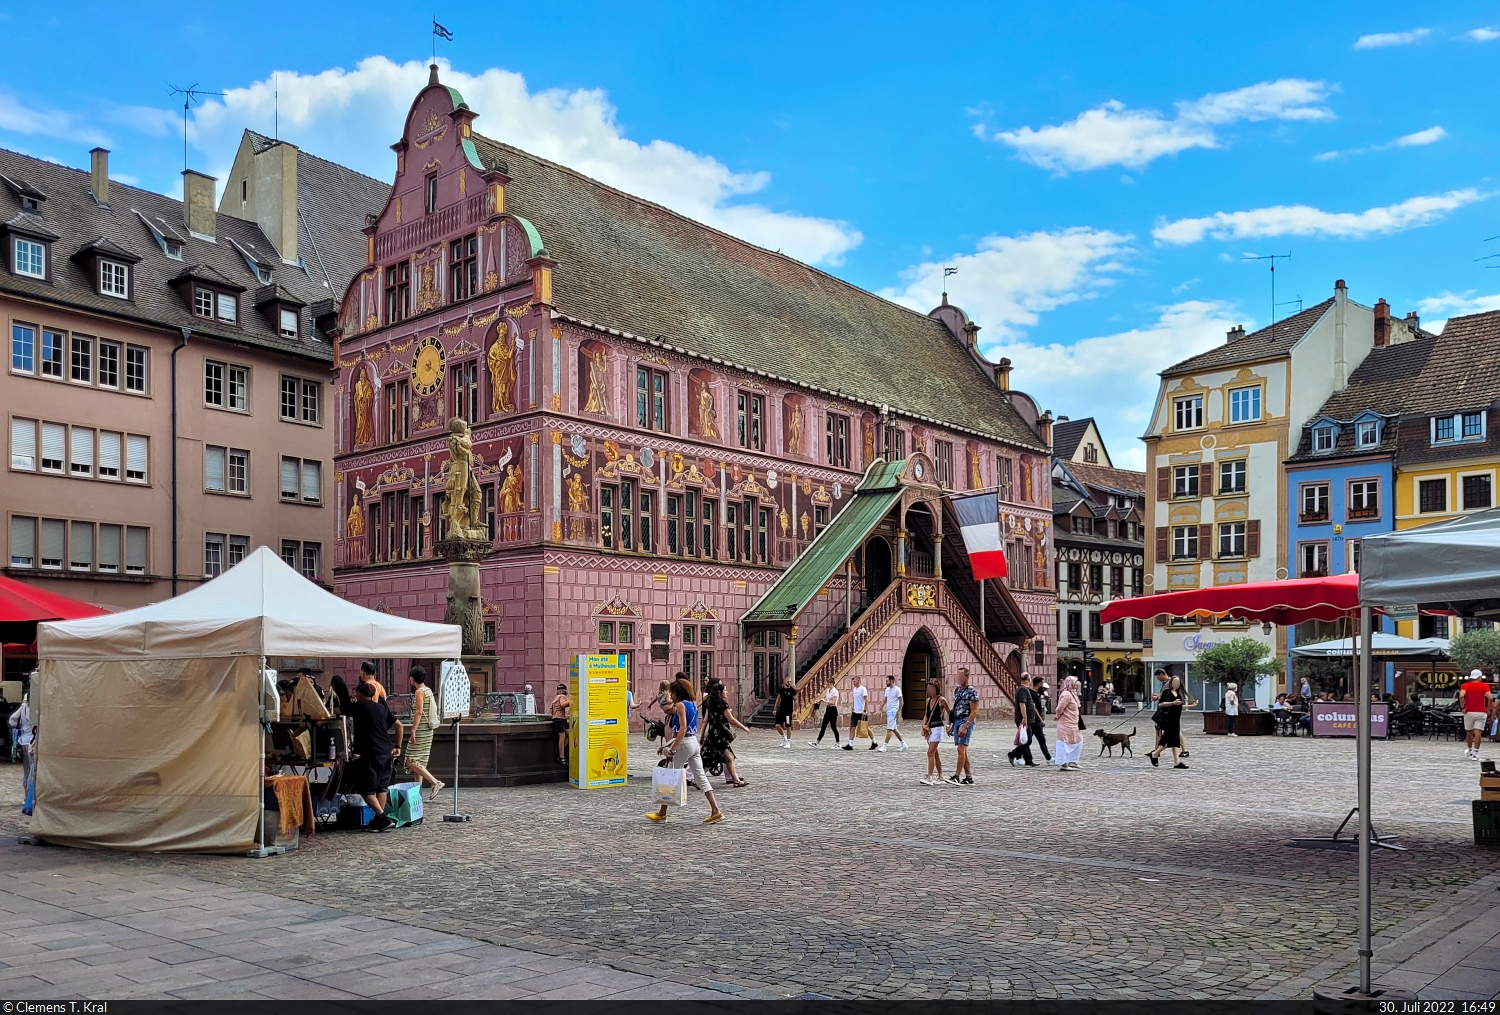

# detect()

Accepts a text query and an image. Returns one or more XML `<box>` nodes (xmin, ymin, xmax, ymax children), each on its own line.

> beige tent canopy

<box><xmin>32</xmin><ymin>547</ymin><xmax>461</xmax><ymax>854</ymax></box>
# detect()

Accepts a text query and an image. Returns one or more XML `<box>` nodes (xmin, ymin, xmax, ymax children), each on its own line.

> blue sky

<box><xmin>4</xmin><ymin>0</ymin><xmax>1498</xmax><ymax>469</ymax></box>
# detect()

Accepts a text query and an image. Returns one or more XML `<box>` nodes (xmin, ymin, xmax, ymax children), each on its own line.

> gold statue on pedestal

<box><xmin>489</xmin><ymin>325</ymin><xmax>516</xmax><ymax>413</ymax></box>
<box><xmin>584</xmin><ymin>347</ymin><xmax>609</xmax><ymax>414</ymax></box>
<box><xmin>697</xmin><ymin>381</ymin><xmax>718</xmax><ymax>438</ymax></box>
<box><xmin>353</xmin><ymin>369</ymin><xmax>375</xmax><ymax>446</ymax></box>
<box><xmin>787</xmin><ymin>403</ymin><xmax>804</xmax><ymax>455</ymax></box>
<box><xmin>443</xmin><ymin>418</ymin><xmax>488</xmax><ymax>540</ymax></box>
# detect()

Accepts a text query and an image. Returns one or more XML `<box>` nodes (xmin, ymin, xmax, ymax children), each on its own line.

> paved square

<box><xmin>2</xmin><ymin>720</ymin><xmax>1499</xmax><ymax>999</ymax></box>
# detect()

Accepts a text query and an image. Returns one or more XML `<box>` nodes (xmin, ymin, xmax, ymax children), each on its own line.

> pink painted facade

<box><xmin>329</xmin><ymin>71</ymin><xmax>1056</xmax><ymax>710</ymax></box>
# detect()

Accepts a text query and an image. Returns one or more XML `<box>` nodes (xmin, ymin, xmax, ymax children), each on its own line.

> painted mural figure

<box><xmin>346</xmin><ymin>497</ymin><xmax>365</xmax><ymax>538</ymax></box>
<box><xmin>353</xmin><ymin>369</ymin><xmax>376</xmax><ymax>446</ymax></box>
<box><xmin>443</xmin><ymin>418</ymin><xmax>487</xmax><ymax>540</ymax></box>
<box><xmin>499</xmin><ymin>463</ymin><xmax>524</xmax><ymax>514</ymax></box>
<box><xmin>970</xmin><ymin>450</ymin><xmax>983</xmax><ymax>490</ymax></box>
<box><xmin>863</xmin><ymin>419</ymin><xmax>875</xmax><ymax>464</ymax></box>
<box><xmin>584</xmin><ymin>347</ymin><xmax>609</xmax><ymax>414</ymax></box>
<box><xmin>787</xmin><ymin>403</ymin><xmax>804</xmax><ymax>455</ymax></box>
<box><xmin>698</xmin><ymin>382</ymin><xmax>719</xmax><ymax>438</ymax></box>
<box><xmin>488</xmin><ymin>327</ymin><xmax>516</xmax><ymax>413</ymax></box>
<box><xmin>566</xmin><ymin>471</ymin><xmax>590</xmax><ymax>512</ymax></box>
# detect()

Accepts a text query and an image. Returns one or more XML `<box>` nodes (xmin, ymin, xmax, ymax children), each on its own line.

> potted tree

<box><xmin>1448</xmin><ymin>628</ymin><xmax>1500</xmax><ymax>681</ymax></box>
<box><xmin>1194</xmin><ymin>637</ymin><xmax>1281</xmax><ymax>735</ymax></box>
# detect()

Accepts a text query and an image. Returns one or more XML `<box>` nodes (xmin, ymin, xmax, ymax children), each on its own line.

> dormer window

<box><xmin>1435</xmin><ymin>416</ymin><xmax>1456</xmax><ymax>442</ymax></box>
<box><xmin>165</xmin><ymin>239</ymin><xmax>183</xmax><ymax>259</ymax></box>
<box><xmin>194</xmin><ymin>287</ymin><xmax>237</xmax><ymax>324</ymax></box>
<box><xmin>217</xmin><ymin>293</ymin><xmax>237</xmax><ymax>322</ymax></box>
<box><xmin>1433</xmin><ymin>411</ymin><xmax>1488</xmax><ymax>444</ymax></box>
<box><xmin>1313</xmin><ymin>427</ymin><xmax>1335</xmax><ymax>452</ymax></box>
<box><xmin>14</xmin><ymin>238</ymin><xmax>44</xmax><ymax>278</ymax></box>
<box><xmin>1463</xmin><ymin>412</ymin><xmax>1484</xmax><ymax>439</ymax></box>
<box><xmin>1357</xmin><ymin>421</ymin><xmax>1378</xmax><ymax>447</ymax></box>
<box><xmin>279</xmin><ymin>308</ymin><xmax>298</xmax><ymax>339</ymax></box>
<box><xmin>99</xmin><ymin>259</ymin><xmax>128</xmax><ymax>298</ymax></box>
<box><xmin>22</xmin><ymin>196</ymin><xmax>39</xmax><ymax>212</ymax></box>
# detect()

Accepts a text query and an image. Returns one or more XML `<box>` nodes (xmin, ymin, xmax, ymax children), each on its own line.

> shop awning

<box><xmin>0</xmin><ymin>574</ymin><xmax>109</xmax><ymax>642</ymax></box>
<box><xmin>1290</xmin><ymin>632</ymin><xmax>1449</xmax><ymax>660</ymax></box>
<box><xmin>1361</xmin><ymin>507</ymin><xmax>1500</xmax><ymax>615</ymax></box>
<box><xmin>1099</xmin><ymin>574</ymin><xmax>1359</xmax><ymax>627</ymax></box>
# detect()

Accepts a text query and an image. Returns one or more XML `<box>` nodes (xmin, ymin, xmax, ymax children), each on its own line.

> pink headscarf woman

<box><xmin>1054</xmin><ymin>675</ymin><xmax>1084</xmax><ymax>771</ymax></box>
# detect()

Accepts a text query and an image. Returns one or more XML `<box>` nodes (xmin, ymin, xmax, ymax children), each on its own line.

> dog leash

<box><xmin>1100</xmin><ymin>704</ymin><xmax>1149</xmax><ymax>735</ymax></box>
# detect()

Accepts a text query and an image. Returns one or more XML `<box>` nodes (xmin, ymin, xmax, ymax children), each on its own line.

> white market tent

<box><xmin>31</xmin><ymin>547</ymin><xmax>460</xmax><ymax>854</ymax></box>
<box><xmin>1289</xmin><ymin>632</ymin><xmax>1450</xmax><ymax>660</ymax></box>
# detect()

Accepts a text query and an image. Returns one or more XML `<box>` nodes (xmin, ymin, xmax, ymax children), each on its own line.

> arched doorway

<box><xmin>902</xmin><ymin>627</ymin><xmax>943</xmax><ymax>719</ymax></box>
<box><xmin>865</xmin><ymin>536</ymin><xmax>892</xmax><ymax>599</ymax></box>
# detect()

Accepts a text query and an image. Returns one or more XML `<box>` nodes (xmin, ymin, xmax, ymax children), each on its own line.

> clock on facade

<box><xmin>912</xmin><ymin>460</ymin><xmax>926</xmax><ymax>480</ymax></box>
<box><xmin>411</xmin><ymin>336</ymin><xmax>446</xmax><ymax>397</ymax></box>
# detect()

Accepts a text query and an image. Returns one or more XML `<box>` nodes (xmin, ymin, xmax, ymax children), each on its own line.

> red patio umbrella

<box><xmin>0</xmin><ymin>574</ymin><xmax>108</xmax><ymax>642</ymax></box>
<box><xmin>1099</xmin><ymin>573</ymin><xmax>1360</xmax><ymax>626</ymax></box>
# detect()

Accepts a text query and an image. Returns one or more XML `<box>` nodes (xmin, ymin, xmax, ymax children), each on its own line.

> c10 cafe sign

<box><xmin>1311</xmin><ymin>702</ymin><xmax>1389</xmax><ymax>739</ymax></box>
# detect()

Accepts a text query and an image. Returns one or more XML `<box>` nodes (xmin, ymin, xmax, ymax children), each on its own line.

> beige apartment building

<box><xmin>3</xmin><ymin>138</ymin><xmax>385</xmax><ymax>616</ymax></box>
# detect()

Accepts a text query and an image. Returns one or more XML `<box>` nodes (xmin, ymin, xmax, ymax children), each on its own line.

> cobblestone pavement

<box><xmin>3</xmin><ymin>719</ymin><xmax>1499</xmax><ymax>999</ymax></box>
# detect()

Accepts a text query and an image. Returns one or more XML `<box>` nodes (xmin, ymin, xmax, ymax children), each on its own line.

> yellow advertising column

<box><xmin>569</xmin><ymin>653</ymin><xmax>629</xmax><ymax>788</ymax></box>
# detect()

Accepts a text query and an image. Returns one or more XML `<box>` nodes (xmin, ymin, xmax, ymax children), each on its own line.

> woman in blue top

<box><xmin>647</xmin><ymin>676</ymin><xmax>724</xmax><ymax>824</ymax></box>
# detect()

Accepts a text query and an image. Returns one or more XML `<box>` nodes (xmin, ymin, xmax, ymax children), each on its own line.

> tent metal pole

<box><xmin>258</xmin><ymin>655</ymin><xmax>266</xmax><ymax>854</ymax></box>
<box><xmin>1358</xmin><ymin>606</ymin><xmax>1373</xmax><ymax>994</ymax></box>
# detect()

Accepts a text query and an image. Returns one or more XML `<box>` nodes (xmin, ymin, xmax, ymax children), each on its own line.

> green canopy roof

<box><xmin>743</xmin><ymin>460</ymin><xmax>905</xmax><ymax>624</ymax></box>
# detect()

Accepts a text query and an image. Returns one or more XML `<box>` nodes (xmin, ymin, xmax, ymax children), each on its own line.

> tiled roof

<box><xmin>246</xmin><ymin>131</ymin><xmax>390</xmax><ymax>299</ymax></box>
<box><xmin>1063</xmin><ymin>460</ymin><xmax>1145</xmax><ymax>496</ymax></box>
<box><xmin>1051</xmin><ymin>417</ymin><xmax>1092</xmax><ymax>459</ymax></box>
<box><xmin>467</xmin><ymin>133</ymin><xmax>1044</xmax><ymax>450</ymax></box>
<box><xmin>0</xmin><ymin>146</ymin><xmax>342</xmax><ymax>362</ymax></box>
<box><xmin>1163</xmin><ymin>298</ymin><xmax>1334</xmax><ymax>376</ymax></box>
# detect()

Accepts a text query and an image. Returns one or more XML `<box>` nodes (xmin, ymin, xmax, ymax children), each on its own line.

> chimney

<box><xmin>1405</xmin><ymin>311</ymin><xmax>1420</xmax><ymax>332</ymax></box>
<box><xmin>90</xmin><ymin>147</ymin><xmax>110</xmax><ymax>207</ymax></box>
<box><xmin>1333</xmin><ymin>278</ymin><xmax>1349</xmax><ymax>392</ymax></box>
<box><xmin>1056</xmin><ymin>415</ymin><xmax>1070</xmax><ymax>422</ymax></box>
<box><xmin>220</xmin><ymin>138</ymin><xmax>299</xmax><ymax>261</ymax></box>
<box><xmin>1039</xmin><ymin>410</ymin><xmax>1054</xmax><ymax>449</ymax></box>
<box><xmin>1226</xmin><ymin>324</ymin><xmax>1246</xmax><ymax>343</ymax></box>
<box><xmin>1374</xmin><ymin>298</ymin><xmax>1390</xmax><ymax>347</ymax></box>
<box><xmin>996</xmin><ymin>357</ymin><xmax>1012</xmax><ymax>391</ymax></box>
<box><xmin>182</xmin><ymin>170</ymin><xmax>217</xmax><ymax>238</ymax></box>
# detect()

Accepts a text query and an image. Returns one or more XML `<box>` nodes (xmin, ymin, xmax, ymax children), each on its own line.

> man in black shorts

<box><xmin>348</xmin><ymin>682</ymin><xmax>405</xmax><ymax>832</ymax></box>
<box><xmin>773</xmin><ymin>679</ymin><xmax>797</xmax><ymax>748</ymax></box>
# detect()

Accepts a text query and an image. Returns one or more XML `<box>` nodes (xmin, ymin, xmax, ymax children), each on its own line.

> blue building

<box><xmin>1282</xmin><ymin>330</ymin><xmax>1432</xmax><ymax>692</ymax></box>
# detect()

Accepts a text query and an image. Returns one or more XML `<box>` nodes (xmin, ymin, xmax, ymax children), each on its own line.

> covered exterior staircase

<box><xmin>740</xmin><ymin>455</ymin><xmax>1034</xmax><ymax>724</ymax></box>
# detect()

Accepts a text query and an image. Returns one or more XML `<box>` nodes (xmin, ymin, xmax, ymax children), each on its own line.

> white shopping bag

<box><xmin>652</xmin><ymin>765</ymin><xmax>688</xmax><ymax>807</ymax></box>
<box><xmin>1015</xmin><ymin>725</ymin><xmax>1030</xmax><ymax>746</ymax></box>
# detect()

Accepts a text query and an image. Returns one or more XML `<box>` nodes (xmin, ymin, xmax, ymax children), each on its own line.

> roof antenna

<box><xmin>942</xmin><ymin>266</ymin><xmax>957</xmax><ymax>305</ymax></box>
<box><xmin>1242</xmin><ymin>252</ymin><xmax>1291</xmax><ymax>342</ymax></box>
<box><xmin>167</xmin><ymin>84</ymin><xmax>225</xmax><ymax>174</ymax></box>
<box><xmin>273</xmin><ymin>73</ymin><xmax>278</xmax><ymax>141</ymax></box>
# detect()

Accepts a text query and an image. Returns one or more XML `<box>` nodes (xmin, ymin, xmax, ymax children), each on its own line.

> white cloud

<box><xmin>1153</xmin><ymin>189</ymin><xmax>1485</xmax><ymax>245</ymax></box>
<box><xmin>984</xmin><ymin>301</ymin><xmax>1244</xmax><ymax>470</ymax></box>
<box><xmin>879</xmin><ymin>227</ymin><xmax>1132</xmax><ymax>340</ymax></box>
<box><xmin>1314</xmin><ymin>124</ymin><xmax>1446</xmax><ymax>160</ymax></box>
<box><xmin>1416</xmin><ymin>290</ymin><xmax>1500</xmax><ymax>332</ymax></box>
<box><xmin>1354</xmin><ymin>28</ymin><xmax>1431</xmax><ymax>48</ymax></box>
<box><xmin>986</xmin><ymin>79</ymin><xmax>1332</xmax><ymax>173</ymax></box>
<box><xmin>0</xmin><ymin>91</ymin><xmax>109</xmax><ymax>145</ymax></box>
<box><xmin>186</xmin><ymin>56</ymin><xmax>862</xmax><ymax>265</ymax></box>
<box><xmin>1469</xmin><ymin>27</ymin><xmax>1500</xmax><ymax>41</ymax></box>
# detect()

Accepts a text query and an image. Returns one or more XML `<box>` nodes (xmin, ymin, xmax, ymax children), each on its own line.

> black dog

<box><xmin>1094</xmin><ymin>727</ymin><xmax>1136</xmax><ymax>757</ymax></box>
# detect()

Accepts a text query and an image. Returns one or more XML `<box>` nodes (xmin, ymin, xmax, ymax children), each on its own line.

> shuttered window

<box><xmin>69</xmin><ymin>426</ymin><xmax>94</xmax><ymax>476</ymax></box>
<box><xmin>125</xmin><ymin>526</ymin><xmax>148</xmax><ymax>574</ymax></box>
<box><xmin>40</xmin><ymin>518</ymin><xmax>64</xmax><ymax>568</ymax></box>
<box><xmin>125</xmin><ymin>434</ymin><xmax>148</xmax><ymax>482</ymax></box>
<box><xmin>98</xmin><ymin>431</ymin><xmax>121</xmax><ymax>479</ymax></box>
<box><xmin>10</xmin><ymin>516</ymin><xmax>35</xmax><ymax>567</ymax></box>
<box><xmin>98</xmin><ymin>523</ymin><xmax>121</xmax><ymax>573</ymax></box>
<box><xmin>281</xmin><ymin>457</ymin><xmax>299</xmax><ymax>500</ymax></box>
<box><xmin>69</xmin><ymin>521</ymin><xmax>92</xmax><ymax>569</ymax></box>
<box><xmin>11</xmin><ymin>417</ymin><xmax>36</xmax><ymax>470</ymax></box>
<box><xmin>41</xmin><ymin>421</ymin><xmax>65</xmax><ymax>473</ymax></box>
<box><xmin>301</xmin><ymin>460</ymin><xmax>321</xmax><ymax>503</ymax></box>
<box><xmin>205</xmin><ymin>445</ymin><xmax>227</xmax><ymax>492</ymax></box>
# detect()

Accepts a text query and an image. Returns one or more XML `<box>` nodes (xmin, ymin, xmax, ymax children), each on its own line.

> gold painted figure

<box><xmin>697</xmin><ymin>381</ymin><xmax>718</xmax><ymax>438</ymax></box>
<box><xmin>443</xmin><ymin>418</ymin><xmax>487</xmax><ymax>539</ymax></box>
<box><xmin>787</xmin><ymin>403</ymin><xmax>804</xmax><ymax>455</ymax></box>
<box><xmin>488</xmin><ymin>326</ymin><xmax>516</xmax><ymax>413</ymax></box>
<box><xmin>499</xmin><ymin>463</ymin><xmax>524</xmax><ymax>514</ymax></box>
<box><xmin>346</xmin><ymin>498</ymin><xmax>365</xmax><ymax>537</ymax></box>
<box><xmin>970</xmin><ymin>450</ymin><xmax>983</xmax><ymax>489</ymax></box>
<box><xmin>566</xmin><ymin>471</ymin><xmax>590</xmax><ymax>512</ymax></box>
<box><xmin>584</xmin><ymin>347</ymin><xmax>609</xmax><ymax>414</ymax></box>
<box><xmin>353</xmin><ymin>369</ymin><xmax>376</xmax><ymax>446</ymax></box>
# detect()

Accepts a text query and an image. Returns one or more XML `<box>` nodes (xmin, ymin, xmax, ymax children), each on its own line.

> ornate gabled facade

<box><xmin>330</xmin><ymin>67</ymin><xmax>1055</xmax><ymax>711</ymax></box>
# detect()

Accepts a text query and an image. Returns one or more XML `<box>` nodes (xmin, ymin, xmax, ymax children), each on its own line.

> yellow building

<box><xmin>1389</xmin><ymin>308</ymin><xmax>1500</xmax><ymax>641</ymax></box>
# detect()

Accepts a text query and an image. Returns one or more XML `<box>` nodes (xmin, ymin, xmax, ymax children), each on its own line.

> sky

<box><xmin>3</xmin><ymin>1</ymin><xmax>1498</xmax><ymax>470</ymax></box>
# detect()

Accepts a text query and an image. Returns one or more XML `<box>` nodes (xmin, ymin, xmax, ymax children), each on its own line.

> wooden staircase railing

<box><xmin>792</xmin><ymin>579</ymin><xmax>906</xmax><ymax>721</ymax></box>
<box><xmin>938</xmin><ymin>581</ymin><xmax>1019</xmax><ymax>706</ymax></box>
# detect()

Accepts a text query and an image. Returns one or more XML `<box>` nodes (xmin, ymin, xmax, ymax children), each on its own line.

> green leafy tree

<box><xmin>1194</xmin><ymin>636</ymin><xmax>1281</xmax><ymax>691</ymax></box>
<box><xmin>1448</xmin><ymin>628</ymin><xmax>1500</xmax><ymax>676</ymax></box>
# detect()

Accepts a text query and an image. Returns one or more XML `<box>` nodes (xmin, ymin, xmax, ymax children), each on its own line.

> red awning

<box><xmin>1099</xmin><ymin>573</ymin><xmax>1360</xmax><ymax>626</ymax></box>
<box><xmin>0</xmin><ymin>574</ymin><xmax>108</xmax><ymax>642</ymax></box>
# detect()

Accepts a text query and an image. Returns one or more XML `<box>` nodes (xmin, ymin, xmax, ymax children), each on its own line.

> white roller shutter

<box><xmin>98</xmin><ymin>523</ymin><xmax>121</xmax><ymax>572</ymax></box>
<box><xmin>70</xmin><ymin>520</ymin><xmax>92</xmax><ymax>568</ymax></box>
<box><xmin>281</xmin><ymin>456</ymin><xmax>299</xmax><ymax>499</ymax></box>
<box><xmin>40</xmin><ymin>518</ymin><xmax>64</xmax><ymax>567</ymax></box>
<box><xmin>125</xmin><ymin>526</ymin><xmax>148</xmax><ymax>573</ymax></box>
<box><xmin>41</xmin><ymin>421</ymin><xmax>65</xmax><ymax>472</ymax></box>
<box><xmin>205</xmin><ymin>445</ymin><xmax>226</xmax><ymax>492</ymax></box>
<box><xmin>70</xmin><ymin>427</ymin><xmax>94</xmax><ymax>475</ymax></box>
<box><xmin>10</xmin><ymin>517</ymin><xmax>35</xmax><ymax>566</ymax></box>
<box><xmin>11</xmin><ymin>417</ymin><xmax>36</xmax><ymax>470</ymax></box>
<box><xmin>98</xmin><ymin>431</ymin><xmax>121</xmax><ymax>479</ymax></box>
<box><xmin>301</xmin><ymin>460</ymin><xmax>321</xmax><ymax>502</ymax></box>
<box><xmin>126</xmin><ymin>434</ymin><xmax>148</xmax><ymax>482</ymax></box>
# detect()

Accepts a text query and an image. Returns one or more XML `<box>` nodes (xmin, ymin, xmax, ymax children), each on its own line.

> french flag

<box><xmin>951</xmin><ymin>491</ymin><xmax>1007</xmax><ymax>580</ymax></box>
